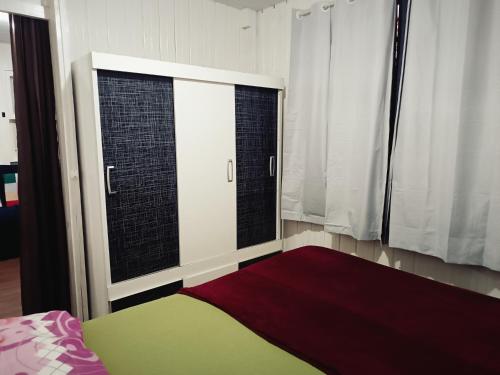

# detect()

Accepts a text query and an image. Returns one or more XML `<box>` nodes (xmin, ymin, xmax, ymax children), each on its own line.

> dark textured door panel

<box><xmin>98</xmin><ymin>70</ymin><xmax>179</xmax><ymax>283</ymax></box>
<box><xmin>236</xmin><ymin>85</ymin><xmax>278</xmax><ymax>249</ymax></box>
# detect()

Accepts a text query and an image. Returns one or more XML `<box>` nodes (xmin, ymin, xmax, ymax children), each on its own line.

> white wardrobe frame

<box><xmin>73</xmin><ymin>52</ymin><xmax>284</xmax><ymax>318</ymax></box>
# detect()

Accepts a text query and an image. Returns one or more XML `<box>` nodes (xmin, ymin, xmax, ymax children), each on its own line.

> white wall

<box><xmin>60</xmin><ymin>0</ymin><xmax>257</xmax><ymax>73</ymax></box>
<box><xmin>257</xmin><ymin>1</ymin><xmax>313</xmax><ymax>84</ymax></box>
<box><xmin>256</xmin><ymin>0</ymin><xmax>500</xmax><ymax>299</ymax></box>
<box><xmin>0</xmin><ymin>41</ymin><xmax>16</xmax><ymax>164</ymax></box>
<box><xmin>14</xmin><ymin>0</ymin><xmax>41</xmax><ymax>4</ymax></box>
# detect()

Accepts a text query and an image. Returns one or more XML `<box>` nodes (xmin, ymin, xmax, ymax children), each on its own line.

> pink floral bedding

<box><xmin>0</xmin><ymin>311</ymin><xmax>107</xmax><ymax>374</ymax></box>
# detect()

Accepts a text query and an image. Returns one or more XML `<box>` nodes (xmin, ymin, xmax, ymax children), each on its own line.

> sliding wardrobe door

<box><xmin>235</xmin><ymin>86</ymin><xmax>278</xmax><ymax>249</ymax></box>
<box><xmin>175</xmin><ymin>80</ymin><xmax>237</xmax><ymax>265</ymax></box>
<box><xmin>97</xmin><ymin>70</ymin><xmax>179</xmax><ymax>283</ymax></box>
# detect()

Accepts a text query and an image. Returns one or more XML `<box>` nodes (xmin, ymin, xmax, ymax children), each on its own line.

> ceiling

<box><xmin>215</xmin><ymin>0</ymin><xmax>284</xmax><ymax>11</ymax></box>
<box><xmin>0</xmin><ymin>13</ymin><xmax>10</xmax><ymax>44</ymax></box>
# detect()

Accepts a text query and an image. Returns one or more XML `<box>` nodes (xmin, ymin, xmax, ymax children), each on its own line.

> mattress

<box><xmin>83</xmin><ymin>294</ymin><xmax>321</xmax><ymax>375</ymax></box>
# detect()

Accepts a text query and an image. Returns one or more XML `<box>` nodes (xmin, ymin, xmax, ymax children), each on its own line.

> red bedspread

<box><xmin>181</xmin><ymin>246</ymin><xmax>500</xmax><ymax>375</ymax></box>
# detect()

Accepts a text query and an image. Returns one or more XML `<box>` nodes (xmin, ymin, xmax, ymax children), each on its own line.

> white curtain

<box><xmin>283</xmin><ymin>0</ymin><xmax>394</xmax><ymax>237</ymax></box>
<box><xmin>389</xmin><ymin>0</ymin><xmax>500</xmax><ymax>271</ymax></box>
<box><xmin>281</xmin><ymin>2</ymin><xmax>331</xmax><ymax>225</ymax></box>
<box><xmin>324</xmin><ymin>0</ymin><xmax>394</xmax><ymax>240</ymax></box>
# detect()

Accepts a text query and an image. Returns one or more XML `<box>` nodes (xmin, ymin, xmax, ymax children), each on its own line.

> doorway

<box><xmin>0</xmin><ymin>11</ymin><xmax>20</xmax><ymax>318</ymax></box>
<box><xmin>0</xmin><ymin>10</ymin><xmax>71</xmax><ymax>318</ymax></box>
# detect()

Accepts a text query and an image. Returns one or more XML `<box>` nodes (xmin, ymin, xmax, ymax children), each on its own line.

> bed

<box><xmin>82</xmin><ymin>246</ymin><xmax>500</xmax><ymax>375</ymax></box>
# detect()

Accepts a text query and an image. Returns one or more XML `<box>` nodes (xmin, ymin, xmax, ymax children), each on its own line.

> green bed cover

<box><xmin>84</xmin><ymin>294</ymin><xmax>322</xmax><ymax>374</ymax></box>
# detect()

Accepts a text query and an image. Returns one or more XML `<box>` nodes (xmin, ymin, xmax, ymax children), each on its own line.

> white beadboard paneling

<box><xmin>174</xmin><ymin>0</ymin><xmax>191</xmax><ymax>64</ymax></box>
<box><xmin>339</xmin><ymin>234</ymin><xmax>357</xmax><ymax>255</ymax></box>
<box><xmin>227</xmin><ymin>6</ymin><xmax>241</xmax><ymax>70</ymax></box>
<box><xmin>373</xmin><ymin>243</ymin><xmax>394</xmax><ymax>267</ymax></box>
<box><xmin>214</xmin><ymin>2</ymin><xmax>229</xmax><ymax>68</ymax></box>
<box><xmin>106</xmin><ymin>0</ymin><xmax>143</xmax><ymax>56</ymax></box>
<box><xmin>392</xmin><ymin>248</ymin><xmax>415</xmax><ymax>273</ymax></box>
<box><xmin>356</xmin><ymin>240</ymin><xmax>375</xmax><ymax>261</ymax></box>
<box><xmin>413</xmin><ymin>252</ymin><xmax>450</xmax><ymax>282</ymax></box>
<box><xmin>296</xmin><ymin>221</ymin><xmax>312</xmax><ymax>247</ymax></box>
<box><xmin>213</xmin><ymin>2</ymin><xmax>240</xmax><ymax>70</ymax></box>
<box><xmin>256</xmin><ymin>3</ymin><xmax>272</xmax><ymax>74</ymax></box>
<box><xmin>141</xmin><ymin>0</ymin><xmax>161</xmax><ymax>59</ymax></box>
<box><xmin>225</xmin><ymin>7</ymin><xmax>240</xmax><ymax>69</ymax></box>
<box><xmin>445</xmin><ymin>262</ymin><xmax>477</xmax><ymax>290</ymax></box>
<box><xmin>238</xmin><ymin>8</ymin><xmax>257</xmax><ymax>72</ymax></box>
<box><xmin>86</xmin><ymin>0</ymin><xmax>109</xmax><ymax>53</ymax></box>
<box><xmin>202</xmin><ymin>0</ymin><xmax>217</xmax><ymax>67</ymax></box>
<box><xmin>325</xmin><ymin>231</ymin><xmax>340</xmax><ymax>250</ymax></box>
<box><xmin>269</xmin><ymin>2</ymin><xmax>287</xmax><ymax>77</ymax></box>
<box><xmin>62</xmin><ymin>0</ymin><xmax>89</xmax><ymax>63</ymax></box>
<box><xmin>309</xmin><ymin>224</ymin><xmax>325</xmax><ymax>246</ymax></box>
<box><xmin>124</xmin><ymin>0</ymin><xmax>144</xmax><ymax>56</ymax></box>
<box><xmin>189</xmin><ymin>0</ymin><xmax>208</xmax><ymax>66</ymax></box>
<box><xmin>188</xmin><ymin>0</ymin><xmax>201</xmax><ymax>64</ymax></box>
<box><xmin>158</xmin><ymin>0</ymin><xmax>176</xmax><ymax>62</ymax></box>
<box><xmin>474</xmin><ymin>269</ymin><xmax>500</xmax><ymax>299</ymax></box>
<box><xmin>257</xmin><ymin>0</ymin><xmax>315</xmax><ymax>78</ymax></box>
<box><xmin>61</xmin><ymin>0</ymin><xmax>258</xmax><ymax>70</ymax></box>
<box><xmin>283</xmin><ymin>220</ymin><xmax>301</xmax><ymax>250</ymax></box>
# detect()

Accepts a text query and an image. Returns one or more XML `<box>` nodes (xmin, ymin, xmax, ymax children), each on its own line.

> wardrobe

<box><xmin>73</xmin><ymin>53</ymin><xmax>283</xmax><ymax>318</ymax></box>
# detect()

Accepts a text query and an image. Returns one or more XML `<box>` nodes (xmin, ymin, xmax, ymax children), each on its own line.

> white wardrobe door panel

<box><xmin>175</xmin><ymin>79</ymin><xmax>237</xmax><ymax>265</ymax></box>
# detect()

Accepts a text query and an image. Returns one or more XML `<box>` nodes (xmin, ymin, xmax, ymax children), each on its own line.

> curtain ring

<box><xmin>321</xmin><ymin>2</ymin><xmax>335</xmax><ymax>12</ymax></box>
<box><xmin>296</xmin><ymin>10</ymin><xmax>311</xmax><ymax>19</ymax></box>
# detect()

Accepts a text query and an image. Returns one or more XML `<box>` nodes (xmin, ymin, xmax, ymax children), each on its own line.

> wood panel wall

<box><xmin>60</xmin><ymin>0</ymin><xmax>257</xmax><ymax>72</ymax></box>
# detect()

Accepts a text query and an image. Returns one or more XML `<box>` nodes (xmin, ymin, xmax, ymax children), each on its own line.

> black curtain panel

<box><xmin>381</xmin><ymin>0</ymin><xmax>411</xmax><ymax>244</ymax></box>
<box><xmin>10</xmin><ymin>15</ymin><xmax>71</xmax><ymax>314</ymax></box>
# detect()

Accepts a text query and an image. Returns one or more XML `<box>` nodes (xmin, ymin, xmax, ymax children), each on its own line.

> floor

<box><xmin>0</xmin><ymin>258</ymin><xmax>22</xmax><ymax>318</ymax></box>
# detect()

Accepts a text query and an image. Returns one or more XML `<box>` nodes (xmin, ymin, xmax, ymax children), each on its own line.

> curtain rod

<box><xmin>296</xmin><ymin>2</ymin><xmax>335</xmax><ymax>19</ymax></box>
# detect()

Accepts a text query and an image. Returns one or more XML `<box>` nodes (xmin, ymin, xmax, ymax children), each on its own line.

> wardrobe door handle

<box><xmin>269</xmin><ymin>156</ymin><xmax>275</xmax><ymax>177</ymax></box>
<box><xmin>227</xmin><ymin>159</ymin><xmax>233</xmax><ymax>182</ymax></box>
<box><xmin>106</xmin><ymin>166</ymin><xmax>117</xmax><ymax>195</ymax></box>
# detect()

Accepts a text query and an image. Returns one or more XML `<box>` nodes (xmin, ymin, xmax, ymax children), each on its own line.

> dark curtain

<box><xmin>381</xmin><ymin>0</ymin><xmax>411</xmax><ymax>244</ymax></box>
<box><xmin>10</xmin><ymin>15</ymin><xmax>71</xmax><ymax>314</ymax></box>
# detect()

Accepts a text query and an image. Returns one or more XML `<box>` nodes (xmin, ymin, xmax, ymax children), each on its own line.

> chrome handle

<box><xmin>106</xmin><ymin>166</ymin><xmax>117</xmax><ymax>195</ymax></box>
<box><xmin>269</xmin><ymin>156</ymin><xmax>275</xmax><ymax>177</ymax></box>
<box><xmin>227</xmin><ymin>159</ymin><xmax>233</xmax><ymax>182</ymax></box>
